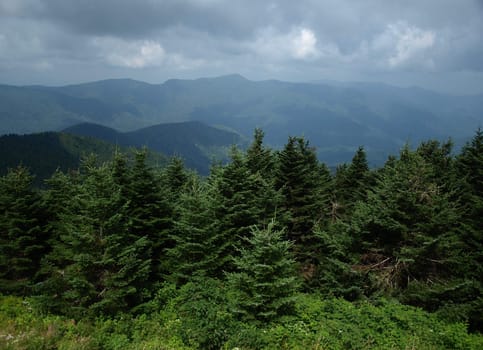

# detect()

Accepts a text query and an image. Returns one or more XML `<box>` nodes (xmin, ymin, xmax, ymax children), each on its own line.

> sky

<box><xmin>1</xmin><ymin>0</ymin><xmax>482</xmax><ymax>94</ymax></box>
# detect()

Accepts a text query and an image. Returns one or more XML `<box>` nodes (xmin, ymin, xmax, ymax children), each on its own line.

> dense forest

<box><xmin>1</xmin><ymin>128</ymin><xmax>482</xmax><ymax>349</ymax></box>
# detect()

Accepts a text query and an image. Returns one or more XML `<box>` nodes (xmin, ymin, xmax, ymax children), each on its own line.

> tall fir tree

<box><xmin>333</xmin><ymin>146</ymin><xmax>371</xmax><ymax>218</ymax></box>
<box><xmin>164</xmin><ymin>156</ymin><xmax>189</xmax><ymax>200</ymax></box>
<box><xmin>125</xmin><ymin>149</ymin><xmax>173</xmax><ymax>286</ymax></box>
<box><xmin>275</xmin><ymin>136</ymin><xmax>331</xmax><ymax>263</ymax></box>
<box><xmin>0</xmin><ymin>166</ymin><xmax>47</xmax><ymax>295</ymax></box>
<box><xmin>348</xmin><ymin>147</ymin><xmax>468</xmax><ymax>311</ymax></box>
<box><xmin>246</xmin><ymin>128</ymin><xmax>275</xmax><ymax>179</ymax></box>
<box><xmin>453</xmin><ymin>129</ymin><xmax>483</xmax><ymax>331</ymax></box>
<box><xmin>37</xmin><ymin>159</ymin><xmax>151</xmax><ymax>317</ymax></box>
<box><xmin>214</xmin><ymin>147</ymin><xmax>281</xmax><ymax>271</ymax></box>
<box><xmin>167</xmin><ymin>176</ymin><xmax>227</xmax><ymax>284</ymax></box>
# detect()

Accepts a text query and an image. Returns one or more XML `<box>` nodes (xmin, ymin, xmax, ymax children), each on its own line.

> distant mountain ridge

<box><xmin>63</xmin><ymin>120</ymin><xmax>243</xmax><ymax>174</ymax></box>
<box><xmin>1</xmin><ymin>75</ymin><xmax>482</xmax><ymax>166</ymax></box>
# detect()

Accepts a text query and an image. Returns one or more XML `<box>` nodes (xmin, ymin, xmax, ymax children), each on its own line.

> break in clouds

<box><xmin>0</xmin><ymin>0</ymin><xmax>482</xmax><ymax>94</ymax></box>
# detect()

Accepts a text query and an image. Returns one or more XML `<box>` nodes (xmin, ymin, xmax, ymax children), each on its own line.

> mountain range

<box><xmin>63</xmin><ymin>121</ymin><xmax>242</xmax><ymax>174</ymax></box>
<box><xmin>1</xmin><ymin>74</ymin><xmax>482</xmax><ymax>167</ymax></box>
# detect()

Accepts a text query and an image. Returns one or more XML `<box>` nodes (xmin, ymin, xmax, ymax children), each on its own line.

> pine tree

<box><xmin>228</xmin><ymin>221</ymin><xmax>300</xmax><ymax>322</ymax></box>
<box><xmin>311</xmin><ymin>221</ymin><xmax>364</xmax><ymax>300</ymax></box>
<box><xmin>0</xmin><ymin>166</ymin><xmax>47</xmax><ymax>295</ymax></box>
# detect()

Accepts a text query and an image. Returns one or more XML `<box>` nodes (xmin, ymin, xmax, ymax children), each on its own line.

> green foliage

<box><xmin>226</xmin><ymin>295</ymin><xmax>483</xmax><ymax>350</ymax></box>
<box><xmin>1</xmin><ymin>128</ymin><xmax>483</xmax><ymax>348</ymax></box>
<box><xmin>214</xmin><ymin>146</ymin><xmax>282</xmax><ymax>271</ymax></box>
<box><xmin>0</xmin><ymin>166</ymin><xmax>47</xmax><ymax>295</ymax></box>
<box><xmin>2</xmin><ymin>291</ymin><xmax>482</xmax><ymax>349</ymax></box>
<box><xmin>167</xmin><ymin>177</ymin><xmax>227</xmax><ymax>284</ymax></box>
<box><xmin>124</xmin><ymin>150</ymin><xmax>173</xmax><ymax>285</ymax></box>
<box><xmin>275</xmin><ymin>137</ymin><xmax>332</xmax><ymax>263</ymax></box>
<box><xmin>334</xmin><ymin>146</ymin><xmax>372</xmax><ymax>217</ymax></box>
<box><xmin>228</xmin><ymin>221</ymin><xmax>300</xmax><ymax>322</ymax></box>
<box><xmin>312</xmin><ymin>222</ymin><xmax>365</xmax><ymax>300</ymax></box>
<box><xmin>36</xmin><ymin>158</ymin><xmax>151</xmax><ymax>317</ymax></box>
<box><xmin>170</xmin><ymin>278</ymin><xmax>234</xmax><ymax>349</ymax></box>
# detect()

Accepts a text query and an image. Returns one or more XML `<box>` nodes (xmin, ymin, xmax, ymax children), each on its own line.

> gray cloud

<box><xmin>0</xmin><ymin>0</ymin><xmax>482</xmax><ymax>93</ymax></box>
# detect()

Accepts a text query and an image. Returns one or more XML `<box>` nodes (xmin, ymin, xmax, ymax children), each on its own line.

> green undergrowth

<box><xmin>1</xmin><ymin>292</ymin><xmax>481</xmax><ymax>350</ymax></box>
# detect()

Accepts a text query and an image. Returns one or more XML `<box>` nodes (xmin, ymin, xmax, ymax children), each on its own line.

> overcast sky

<box><xmin>1</xmin><ymin>0</ymin><xmax>482</xmax><ymax>94</ymax></box>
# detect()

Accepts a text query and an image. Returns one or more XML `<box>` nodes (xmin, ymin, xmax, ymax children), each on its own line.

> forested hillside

<box><xmin>63</xmin><ymin>120</ymin><xmax>243</xmax><ymax>174</ymax></box>
<box><xmin>0</xmin><ymin>129</ymin><xmax>482</xmax><ymax>349</ymax></box>
<box><xmin>2</xmin><ymin>76</ymin><xmax>482</xmax><ymax>166</ymax></box>
<box><xmin>0</xmin><ymin>132</ymin><xmax>168</xmax><ymax>185</ymax></box>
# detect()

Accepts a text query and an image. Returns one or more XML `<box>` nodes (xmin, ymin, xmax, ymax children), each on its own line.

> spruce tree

<box><xmin>37</xmin><ymin>160</ymin><xmax>151</xmax><ymax>317</ymax></box>
<box><xmin>246</xmin><ymin>128</ymin><xmax>274</xmax><ymax>179</ymax></box>
<box><xmin>349</xmin><ymin>147</ymin><xmax>463</xmax><ymax>299</ymax></box>
<box><xmin>164</xmin><ymin>156</ymin><xmax>189</xmax><ymax>200</ymax></box>
<box><xmin>214</xmin><ymin>147</ymin><xmax>281</xmax><ymax>271</ymax></box>
<box><xmin>167</xmin><ymin>177</ymin><xmax>227</xmax><ymax>284</ymax></box>
<box><xmin>0</xmin><ymin>166</ymin><xmax>47</xmax><ymax>295</ymax></box>
<box><xmin>228</xmin><ymin>221</ymin><xmax>300</xmax><ymax>322</ymax></box>
<box><xmin>334</xmin><ymin>146</ymin><xmax>371</xmax><ymax>218</ymax></box>
<box><xmin>453</xmin><ymin>129</ymin><xmax>483</xmax><ymax>331</ymax></box>
<box><xmin>275</xmin><ymin>136</ymin><xmax>331</xmax><ymax>263</ymax></box>
<box><xmin>126</xmin><ymin>150</ymin><xmax>173</xmax><ymax>285</ymax></box>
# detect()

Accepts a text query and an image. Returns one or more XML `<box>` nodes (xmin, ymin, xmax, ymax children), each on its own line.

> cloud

<box><xmin>94</xmin><ymin>38</ymin><xmax>165</xmax><ymax>68</ymax></box>
<box><xmin>251</xmin><ymin>27</ymin><xmax>325</xmax><ymax>61</ymax></box>
<box><xmin>371</xmin><ymin>22</ymin><xmax>436</xmax><ymax>69</ymax></box>
<box><xmin>291</xmin><ymin>28</ymin><xmax>319</xmax><ymax>59</ymax></box>
<box><xmin>92</xmin><ymin>37</ymin><xmax>207</xmax><ymax>71</ymax></box>
<box><xmin>0</xmin><ymin>0</ymin><xmax>482</xmax><ymax>93</ymax></box>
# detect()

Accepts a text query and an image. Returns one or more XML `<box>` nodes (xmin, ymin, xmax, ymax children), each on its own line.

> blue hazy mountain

<box><xmin>1</xmin><ymin>75</ymin><xmax>481</xmax><ymax>166</ymax></box>
<box><xmin>63</xmin><ymin>121</ymin><xmax>243</xmax><ymax>174</ymax></box>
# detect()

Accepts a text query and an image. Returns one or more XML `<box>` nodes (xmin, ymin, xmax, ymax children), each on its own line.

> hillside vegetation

<box><xmin>1</xmin><ymin>128</ymin><xmax>482</xmax><ymax>349</ymax></box>
<box><xmin>1</xmin><ymin>75</ymin><xmax>482</xmax><ymax>166</ymax></box>
<box><xmin>63</xmin><ymin>121</ymin><xmax>243</xmax><ymax>174</ymax></box>
<box><xmin>0</xmin><ymin>132</ymin><xmax>167</xmax><ymax>185</ymax></box>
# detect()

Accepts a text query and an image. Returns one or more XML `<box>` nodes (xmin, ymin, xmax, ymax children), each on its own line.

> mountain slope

<box><xmin>63</xmin><ymin>121</ymin><xmax>243</xmax><ymax>174</ymax></box>
<box><xmin>0</xmin><ymin>132</ymin><xmax>166</xmax><ymax>185</ymax></box>
<box><xmin>2</xmin><ymin>75</ymin><xmax>482</xmax><ymax>166</ymax></box>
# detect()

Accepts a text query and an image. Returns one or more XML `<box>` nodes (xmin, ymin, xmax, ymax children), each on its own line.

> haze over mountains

<box><xmin>1</xmin><ymin>74</ymin><xmax>482</xmax><ymax>167</ymax></box>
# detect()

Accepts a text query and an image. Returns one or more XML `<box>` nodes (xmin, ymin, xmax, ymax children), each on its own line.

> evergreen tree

<box><xmin>228</xmin><ymin>221</ymin><xmax>300</xmax><ymax>322</ymax></box>
<box><xmin>0</xmin><ymin>166</ymin><xmax>47</xmax><ymax>295</ymax></box>
<box><xmin>312</xmin><ymin>222</ymin><xmax>365</xmax><ymax>300</ymax></box>
<box><xmin>417</xmin><ymin>139</ymin><xmax>455</xmax><ymax>190</ymax></box>
<box><xmin>126</xmin><ymin>150</ymin><xmax>173</xmax><ymax>285</ymax></box>
<box><xmin>275</xmin><ymin>136</ymin><xmax>331</xmax><ymax>263</ymax></box>
<box><xmin>37</xmin><ymin>160</ymin><xmax>151</xmax><ymax>317</ymax></box>
<box><xmin>349</xmin><ymin>147</ymin><xmax>463</xmax><ymax>300</ymax></box>
<box><xmin>214</xmin><ymin>147</ymin><xmax>281</xmax><ymax>271</ymax></box>
<box><xmin>453</xmin><ymin>129</ymin><xmax>483</xmax><ymax>331</ymax></box>
<box><xmin>164</xmin><ymin>156</ymin><xmax>189</xmax><ymax>199</ymax></box>
<box><xmin>334</xmin><ymin>146</ymin><xmax>371</xmax><ymax>218</ymax></box>
<box><xmin>167</xmin><ymin>177</ymin><xmax>227</xmax><ymax>284</ymax></box>
<box><xmin>246</xmin><ymin>128</ymin><xmax>274</xmax><ymax>179</ymax></box>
